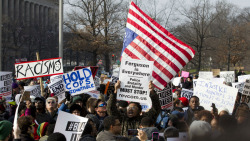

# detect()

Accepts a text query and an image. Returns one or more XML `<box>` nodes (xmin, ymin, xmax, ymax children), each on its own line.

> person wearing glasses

<box><xmin>107</xmin><ymin>80</ymin><xmax>161</xmax><ymax>137</ymax></box>
<box><xmin>34</xmin><ymin>97</ymin><xmax>53</xmax><ymax>124</ymax></box>
<box><xmin>45</xmin><ymin>97</ymin><xmax>58</xmax><ymax>121</ymax></box>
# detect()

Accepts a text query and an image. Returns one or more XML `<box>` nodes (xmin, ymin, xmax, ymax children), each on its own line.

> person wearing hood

<box><xmin>130</xmin><ymin>117</ymin><xmax>164</xmax><ymax>141</ymax></box>
<box><xmin>107</xmin><ymin>80</ymin><xmax>161</xmax><ymax>137</ymax></box>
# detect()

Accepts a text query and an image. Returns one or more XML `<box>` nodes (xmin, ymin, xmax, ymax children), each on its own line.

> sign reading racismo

<box><xmin>15</xmin><ymin>58</ymin><xmax>63</xmax><ymax>80</ymax></box>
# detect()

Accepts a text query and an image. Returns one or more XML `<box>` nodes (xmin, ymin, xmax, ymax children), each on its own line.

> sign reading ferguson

<box><xmin>63</xmin><ymin>67</ymin><xmax>95</xmax><ymax>96</ymax></box>
<box><xmin>117</xmin><ymin>59</ymin><xmax>153</xmax><ymax>105</ymax></box>
<box><xmin>15</xmin><ymin>58</ymin><xmax>63</xmax><ymax>80</ymax></box>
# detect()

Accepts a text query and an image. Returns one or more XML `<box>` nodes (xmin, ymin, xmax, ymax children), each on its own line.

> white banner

<box><xmin>232</xmin><ymin>82</ymin><xmax>244</xmax><ymax>93</ymax></box>
<box><xmin>54</xmin><ymin>111</ymin><xmax>88</xmax><ymax>141</ymax></box>
<box><xmin>198</xmin><ymin>71</ymin><xmax>213</xmax><ymax>80</ymax></box>
<box><xmin>193</xmin><ymin>79</ymin><xmax>238</xmax><ymax>113</ymax></box>
<box><xmin>48</xmin><ymin>79</ymin><xmax>66</xmax><ymax>103</ymax></box>
<box><xmin>63</xmin><ymin>67</ymin><xmax>95</xmax><ymax>96</ymax></box>
<box><xmin>15</xmin><ymin>58</ymin><xmax>63</xmax><ymax>80</ymax></box>
<box><xmin>0</xmin><ymin>72</ymin><xmax>12</xmax><ymax>100</ymax></box>
<box><xmin>117</xmin><ymin>59</ymin><xmax>153</xmax><ymax>105</ymax></box>
<box><xmin>220</xmin><ymin>71</ymin><xmax>235</xmax><ymax>83</ymax></box>
<box><xmin>24</xmin><ymin>85</ymin><xmax>41</xmax><ymax>97</ymax></box>
<box><xmin>243</xmin><ymin>79</ymin><xmax>250</xmax><ymax>96</ymax></box>
<box><xmin>238</xmin><ymin>75</ymin><xmax>250</xmax><ymax>83</ymax></box>
<box><xmin>181</xmin><ymin>89</ymin><xmax>193</xmax><ymax>100</ymax></box>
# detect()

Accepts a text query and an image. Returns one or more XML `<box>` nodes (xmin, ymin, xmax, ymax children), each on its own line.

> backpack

<box><xmin>155</xmin><ymin>109</ymin><xmax>170</xmax><ymax>129</ymax></box>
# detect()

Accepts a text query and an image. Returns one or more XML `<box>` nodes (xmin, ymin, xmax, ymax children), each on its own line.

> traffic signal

<box><xmin>112</xmin><ymin>54</ymin><xmax>115</xmax><ymax>60</ymax></box>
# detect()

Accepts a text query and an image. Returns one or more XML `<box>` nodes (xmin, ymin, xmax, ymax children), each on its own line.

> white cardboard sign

<box><xmin>0</xmin><ymin>72</ymin><xmax>12</xmax><ymax>100</ymax></box>
<box><xmin>220</xmin><ymin>71</ymin><xmax>235</xmax><ymax>83</ymax></box>
<box><xmin>48</xmin><ymin>79</ymin><xmax>66</xmax><ymax>103</ymax></box>
<box><xmin>54</xmin><ymin>111</ymin><xmax>88</xmax><ymax>141</ymax></box>
<box><xmin>198</xmin><ymin>71</ymin><xmax>213</xmax><ymax>80</ymax></box>
<box><xmin>24</xmin><ymin>85</ymin><xmax>41</xmax><ymax>97</ymax></box>
<box><xmin>63</xmin><ymin>67</ymin><xmax>95</xmax><ymax>96</ymax></box>
<box><xmin>15</xmin><ymin>58</ymin><xmax>63</xmax><ymax>80</ymax></box>
<box><xmin>232</xmin><ymin>82</ymin><xmax>244</xmax><ymax>93</ymax></box>
<box><xmin>171</xmin><ymin>77</ymin><xmax>181</xmax><ymax>86</ymax></box>
<box><xmin>238</xmin><ymin>75</ymin><xmax>250</xmax><ymax>83</ymax></box>
<box><xmin>243</xmin><ymin>79</ymin><xmax>250</xmax><ymax>96</ymax></box>
<box><xmin>211</xmin><ymin>78</ymin><xmax>225</xmax><ymax>84</ymax></box>
<box><xmin>193</xmin><ymin>79</ymin><xmax>238</xmax><ymax>113</ymax></box>
<box><xmin>117</xmin><ymin>59</ymin><xmax>153</xmax><ymax>105</ymax></box>
<box><xmin>50</xmin><ymin>74</ymin><xmax>63</xmax><ymax>83</ymax></box>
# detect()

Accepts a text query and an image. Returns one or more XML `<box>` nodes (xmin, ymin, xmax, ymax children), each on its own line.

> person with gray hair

<box><xmin>46</xmin><ymin>97</ymin><xmax>58</xmax><ymax>121</ymax></box>
<box><xmin>189</xmin><ymin>120</ymin><xmax>212</xmax><ymax>141</ymax></box>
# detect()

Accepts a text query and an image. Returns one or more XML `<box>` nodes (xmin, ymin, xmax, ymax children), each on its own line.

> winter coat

<box><xmin>96</xmin><ymin>130</ymin><xmax>116</xmax><ymax>141</ymax></box>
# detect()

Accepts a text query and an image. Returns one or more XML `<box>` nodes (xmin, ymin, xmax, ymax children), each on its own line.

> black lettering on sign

<box><xmin>70</xmin><ymin>133</ymin><xmax>81</xmax><ymax>141</ymax></box>
<box><xmin>4</xmin><ymin>79</ymin><xmax>12</xmax><ymax>86</ymax></box>
<box><xmin>66</xmin><ymin>121</ymin><xmax>87</xmax><ymax>132</ymax></box>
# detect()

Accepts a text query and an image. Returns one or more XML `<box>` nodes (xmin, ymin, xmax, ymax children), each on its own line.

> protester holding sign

<box><xmin>107</xmin><ymin>80</ymin><xmax>161</xmax><ymax>137</ymax></box>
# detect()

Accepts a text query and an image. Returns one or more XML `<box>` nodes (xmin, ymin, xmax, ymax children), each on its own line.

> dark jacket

<box><xmin>36</xmin><ymin>112</ymin><xmax>54</xmax><ymax>124</ymax></box>
<box><xmin>184</xmin><ymin>106</ymin><xmax>204</xmax><ymax>125</ymax></box>
<box><xmin>107</xmin><ymin>90</ymin><xmax>161</xmax><ymax>137</ymax></box>
<box><xmin>96</xmin><ymin>130</ymin><xmax>117</xmax><ymax>141</ymax></box>
<box><xmin>79</xmin><ymin>134</ymin><xmax>96</xmax><ymax>141</ymax></box>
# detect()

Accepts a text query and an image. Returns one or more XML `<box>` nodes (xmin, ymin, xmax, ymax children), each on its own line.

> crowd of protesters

<box><xmin>0</xmin><ymin>72</ymin><xmax>250</xmax><ymax>141</ymax></box>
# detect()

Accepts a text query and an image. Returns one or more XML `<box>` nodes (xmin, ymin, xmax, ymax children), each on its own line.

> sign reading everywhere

<box><xmin>0</xmin><ymin>72</ymin><xmax>12</xmax><ymax>100</ymax></box>
<box><xmin>220</xmin><ymin>71</ymin><xmax>235</xmax><ymax>83</ymax></box>
<box><xmin>155</xmin><ymin>84</ymin><xmax>173</xmax><ymax>109</ymax></box>
<box><xmin>54</xmin><ymin>111</ymin><xmax>88</xmax><ymax>141</ymax></box>
<box><xmin>193</xmin><ymin>79</ymin><xmax>238</xmax><ymax>113</ymax></box>
<box><xmin>181</xmin><ymin>89</ymin><xmax>193</xmax><ymax>100</ymax></box>
<box><xmin>63</xmin><ymin>67</ymin><xmax>95</xmax><ymax>96</ymax></box>
<box><xmin>198</xmin><ymin>71</ymin><xmax>213</xmax><ymax>80</ymax></box>
<box><xmin>117</xmin><ymin>59</ymin><xmax>153</xmax><ymax>105</ymax></box>
<box><xmin>24</xmin><ymin>85</ymin><xmax>41</xmax><ymax>97</ymax></box>
<box><xmin>48</xmin><ymin>79</ymin><xmax>66</xmax><ymax>103</ymax></box>
<box><xmin>243</xmin><ymin>79</ymin><xmax>250</xmax><ymax>96</ymax></box>
<box><xmin>15</xmin><ymin>58</ymin><xmax>63</xmax><ymax>80</ymax></box>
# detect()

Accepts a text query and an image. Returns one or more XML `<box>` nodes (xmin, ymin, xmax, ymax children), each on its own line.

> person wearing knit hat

<box><xmin>0</xmin><ymin>120</ymin><xmax>13</xmax><ymax>141</ymax></box>
<box><xmin>179</xmin><ymin>97</ymin><xmax>189</xmax><ymax>107</ymax></box>
<box><xmin>37</xmin><ymin>122</ymin><xmax>49</xmax><ymax>137</ymax></box>
<box><xmin>189</xmin><ymin>120</ymin><xmax>212</xmax><ymax>141</ymax></box>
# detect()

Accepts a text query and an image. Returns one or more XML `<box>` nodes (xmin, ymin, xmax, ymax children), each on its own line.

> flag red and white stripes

<box><xmin>121</xmin><ymin>1</ymin><xmax>195</xmax><ymax>90</ymax></box>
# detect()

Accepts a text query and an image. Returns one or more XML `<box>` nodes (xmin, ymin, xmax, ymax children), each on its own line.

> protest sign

<box><xmin>155</xmin><ymin>84</ymin><xmax>173</xmax><ymax>109</ymax></box>
<box><xmin>111</xmin><ymin>67</ymin><xmax>120</xmax><ymax>84</ymax></box>
<box><xmin>181</xmin><ymin>89</ymin><xmax>193</xmax><ymax>100</ymax></box>
<box><xmin>0</xmin><ymin>72</ymin><xmax>12</xmax><ymax>100</ymax></box>
<box><xmin>171</xmin><ymin>77</ymin><xmax>181</xmax><ymax>86</ymax></box>
<box><xmin>74</xmin><ymin>66</ymin><xmax>98</xmax><ymax>78</ymax></box>
<box><xmin>181</xmin><ymin>71</ymin><xmax>189</xmax><ymax>78</ymax></box>
<box><xmin>193</xmin><ymin>79</ymin><xmax>238</xmax><ymax>113</ymax></box>
<box><xmin>232</xmin><ymin>82</ymin><xmax>244</xmax><ymax>93</ymax></box>
<box><xmin>117</xmin><ymin>59</ymin><xmax>153</xmax><ymax>105</ymax></box>
<box><xmin>54</xmin><ymin>111</ymin><xmax>88</xmax><ymax>141</ymax></box>
<box><xmin>238</xmin><ymin>75</ymin><xmax>250</xmax><ymax>83</ymax></box>
<box><xmin>48</xmin><ymin>79</ymin><xmax>66</xmax><ymax>103</ymax></box>
<box><xmin>50</xmin><ymin>74</ymin><xmax>63</xmax><ymax>83</ymax></box>
<box><xmin>220</xmin><ymin>71</ymin><xmax>235</xmax><ymax>83</ymax></box>
<box><xmin>86</xmin><ymin>90</ymin><xmax>100</xmax><ymax>99</ymax></box>
<box><xmin>94</xmin><ymin>76</ymin><xmax>100</xmax><ymax>89</ymax></box>
<box><xmin>24</xmin><ymin>85</ymin><xmax>41</xmax><ymax>97</ymax></box>
<box><xmin>212</xmin><ymin>69</ymin><xmax>220</xmax><ymax>76</ymax></box>
<box><xmin>15</xmin><ymin>57</ymin><xmax>63</xmax><ymax>80</ymax></box>
<box><xmin>198</xmin><ymin>71</ymin><xmax>213</xmax><ymax>80</ymax></box>
<box><xmin>242</xmin><ymin>79</ymin><xmax>250</xmax><ymax>96</ymax></box>
<box><xmin>211</xmin><ymin>78</ymin><xmax>225</xmax><ymax>84</ymax></box>
<box><xmin>63</xmin><ymin>67</ymin><xmax>95</xmax><ymax>96</ymax></box>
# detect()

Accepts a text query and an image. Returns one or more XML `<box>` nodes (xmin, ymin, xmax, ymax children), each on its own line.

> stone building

<box><xmin>1</xmin><ymin>0</ymin><xmax>59</xmax><ymax>71</ymax></box>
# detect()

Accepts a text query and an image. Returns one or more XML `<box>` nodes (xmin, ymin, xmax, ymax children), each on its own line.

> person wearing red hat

<box><xmin>179</xmin><ymin>97</ymin><xmax>189</xmax><ymax>107</ymax></box>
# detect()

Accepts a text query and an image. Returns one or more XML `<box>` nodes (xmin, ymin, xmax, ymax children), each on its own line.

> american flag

<box><xmin>121</xmin><ymin>1</ymin><xmax>195</xmax><ymax>90</ymax></box>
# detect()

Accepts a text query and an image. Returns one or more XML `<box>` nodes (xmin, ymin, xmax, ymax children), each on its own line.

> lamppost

<box><xmin>59</xmin><ymin>0</ymin><xmax>63</xmax><ymax>59</ymax></box>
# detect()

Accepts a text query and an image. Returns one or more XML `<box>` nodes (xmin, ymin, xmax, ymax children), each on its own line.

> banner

<box><xmin>212</xmin><ymin>69</ymin><xmax>220</xmax><ymax>77</ymax></box>
<box><xmin>193</xmin><ymin>79</ymin><xmax>238</xmax><ymax>113</ymax></box>
<box><xmin>15</xmin><ymin>57</ymin><xmax>63</xmax><ymax>80</ymax></box>
<box><xmin>155</xmin><ymin>84</ymin><xmax>173</xmax><ymax>109</ymax></box>
<box><xmin>238</xmin><ymin>75</ymin><xmax>250</xmax><ymax>83</ymax></box>
<box><xmin>181</xmin><ymin>89</ymin><xmax>193</xmax><ymax>100</ymax></box>
<box><xmin>243</xmin><ymin>79</ymin><xmax>250</xmax><ymax>96</ymax></box>
<box><xmin>54</xmin><ymin>111</ymin><xmax>88</xmax><ymax>141</ymax></box>
<box><xmin>63</xmin><ymin>67</ymin><xmax>95</xmax><ymax>96</ymax></box>
<box><xmin>48</xmin><ymin>79</ymin><xmax>66</xmax><ymax>103</ymax></box>
<box><xmin>198</xmin><ymin>71</ymin><xmax>213</xmax><ymax>80</ymax></box>
<box><xmin>171</xmin><ymin>77</ymin><xmax>181</xmax><ymax>86</ymax></box>
<box><xmin>0</xmin><ymin>72</ymin><xmax>12</xmax><ymax>100</ymax></box>
<box><xmin>74</xmin><ymin>66</ymin><xmax>98</xmax><ymax>79</ymax></box>
<box><xmin>181</xmin><ymin>71</ymin><xmax>189</xmax><ymax>78</ymax></box>
<box><xmin>232</xmin><ymin>82</ymin><xmax>244</xmax><ymax>93</ymax></box>
<box><xmin>117</xmin><ymin>59</ymin><xmax>153</xmax><ymax>105</ymax></box>
<box><xmin>24</xmin><ymin>85</ymin><xmax>41</xmax><ymax>97</ymax></box>
<box><xmin>220</xmin><ymin>71</ymin><xmax>235</xmax><ymax>83</ymax></box>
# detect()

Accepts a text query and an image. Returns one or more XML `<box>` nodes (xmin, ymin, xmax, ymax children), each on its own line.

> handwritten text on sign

<box><xmin>193</xmin><ymin>79</ymin><xmax>238</xmax><ymax>113</ymax></box>
<box><xmin>243</xmin><ymin>79</ymin><xmax>250</xmax><ymax>96</ymax></box>
<box><xmin>0</xmin><ymin>72</ymin><xmax>12</xmax><ymax>100</ymax></box>
<box><xmin>63</xmin><ymin>67</ymin><xmax>95</xmax><ymax>95</ymax></box>
<box><xmin>15</xmin><ymin>58</ymin><xmax>63</xmax><ymax>80</ymax></box>
<box><xmin>117</xmin><ymin>59</ymin><xmax>153</xmax><ymax>104</ymax></box>
<box><xmin>220</xmin><ymin>71</ymin><xmax>235</xmax><ymax>83</ymax></box>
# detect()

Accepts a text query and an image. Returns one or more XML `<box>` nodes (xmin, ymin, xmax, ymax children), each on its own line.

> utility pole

<box><xmin>59</xmin><ymin>0</ymin><xmax>63</xmax><ymax>59</ymax></box>
<box><xmin>0</xmin><ymin>0</ymin><xmax>2</xmax><ymax>71</ymax></box>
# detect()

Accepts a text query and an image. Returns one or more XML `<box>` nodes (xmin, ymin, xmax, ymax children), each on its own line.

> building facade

<box><xmin>1</xmin><ymin>0</ymin><xmax>59</xmax><ymax>71</ymax></box>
